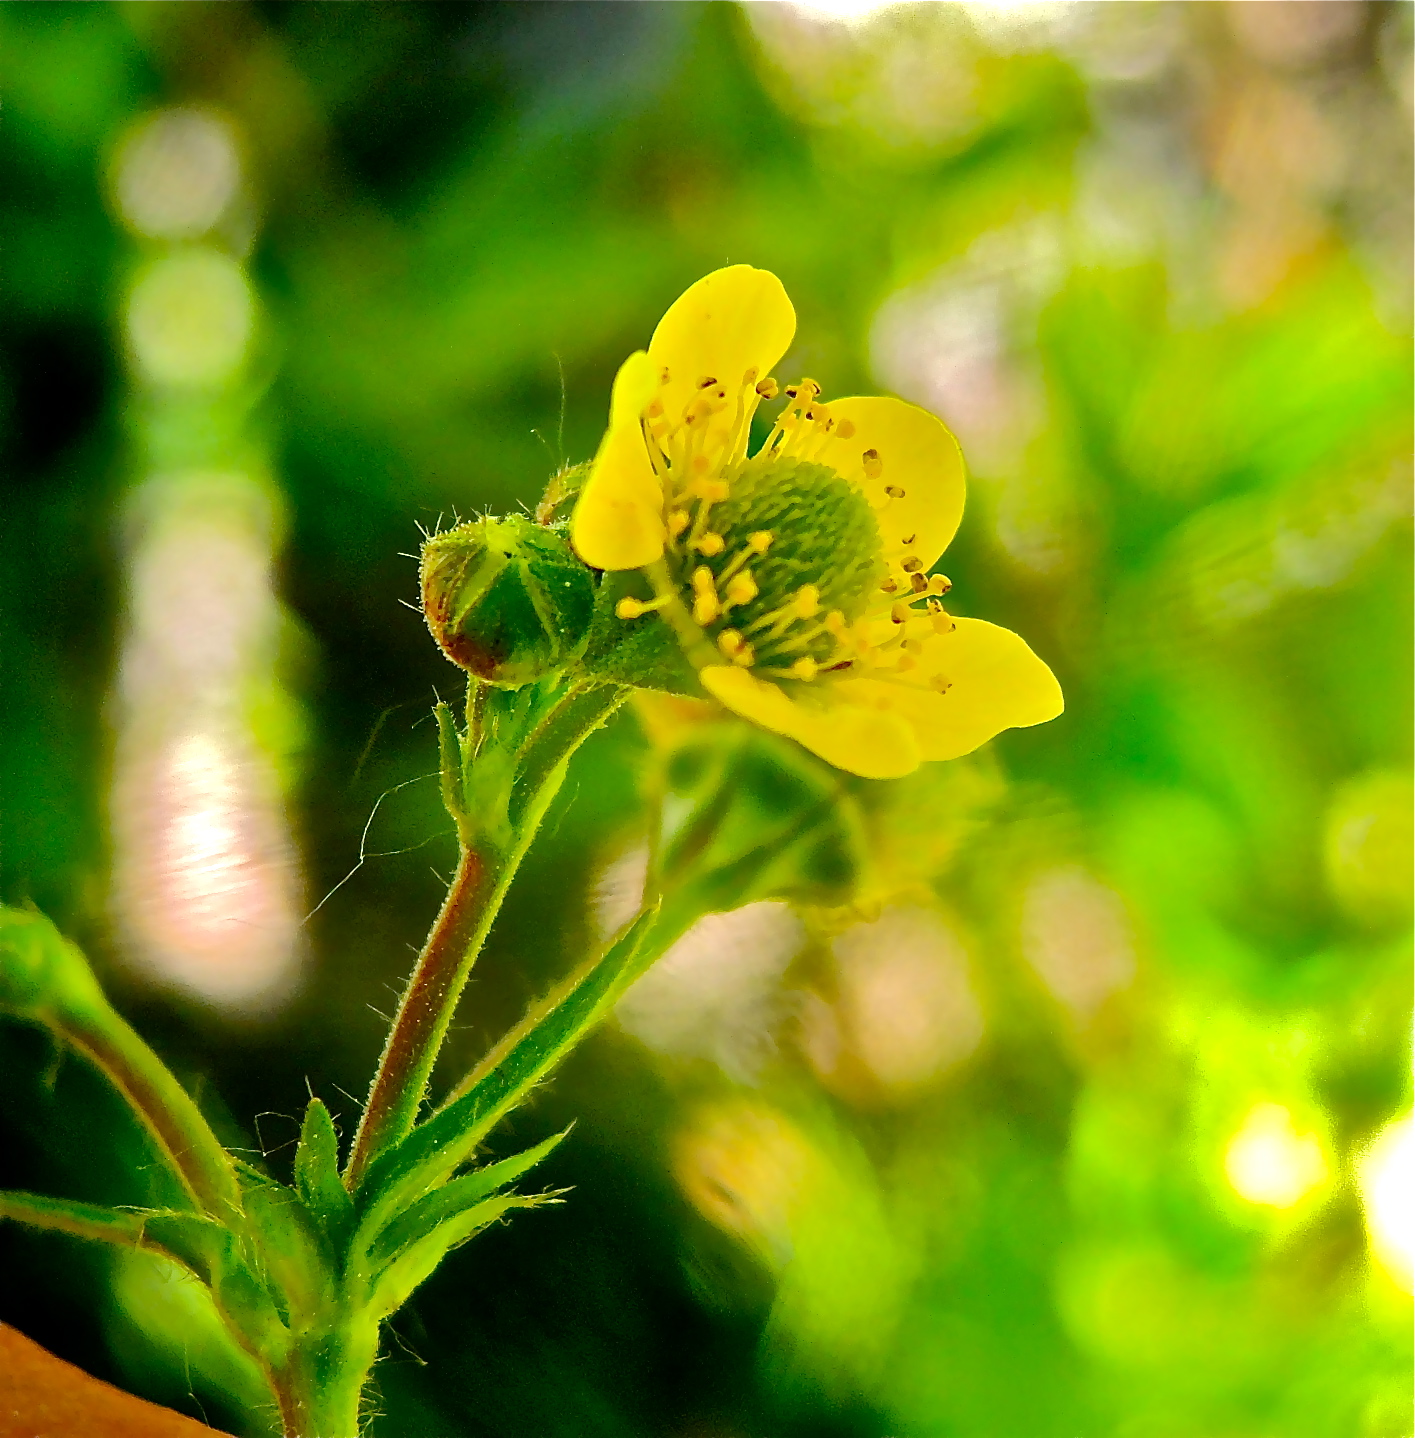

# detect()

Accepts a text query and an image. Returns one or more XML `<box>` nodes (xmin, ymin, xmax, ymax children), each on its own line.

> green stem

<box><xmin>270</xmin><ymin>1319</ymin><xmax>380</xmax><ymax>1438</ymax></box>
<box><xmin>344</xmin><ymin>683</ymin><xmax>626</xmax><ymax>1190</ymax></box>
<box><xmin>58</xmin><ymin>1003</ymin><xmax>241</xmax><ymax>1219</ymax></box>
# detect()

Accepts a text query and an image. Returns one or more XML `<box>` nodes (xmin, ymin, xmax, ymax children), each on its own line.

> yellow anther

<box><xmin>901</xmin><ymin>532</ymin><xmax>916</xmax><ymax>545</ymax></box>
<box><xmin>668</xmin><ymin>509</ymin><xmax>691</xmax><ymax>537</ymax></box>
<box><xmin>862</xmin><ymin>448</ymin><xmax>884</xmax><ymax>480</ymax></box>
<box><xmin>645</xmin><ymin>399</ymin><xmax>664</xmax><ymax>419</ymax></box>
<box><xmin>755</xmin><ymin>377</ymin><xmax>778</xmax><ymax>399</ymax></box>
<box><xmin>799</xmin><ymin>378</ymin><xmax>820</xmax><ymax>397</ymax></box>
<box><xmin>694</xmin><ymin>532</ymin><xmax>726</xmax><ymax>556</ymax></box>
<box><xmin>931</xmin><ymin>674</ymin><xmax>953</xmax><ymax>693</ymax></box>
<box><xmin>690</xmin><ymin>478</ymin><xmax>730</xmax><ymax>503</ymax></box>
<box><xmin>901</xmin><ymin>556</ymin><xmax>923</xmax><ymax>573</ymax></box>
<box><xmin>697</xmin><ymin>375</ymin><xmax>718</xmax><ymax>389</ymax></box>
<box><xmin>929</xmin><ymin>574</ymin><xmax>952</xmax><ymax>595</ymax></box>
<box><xmin>692</xmin><ymin>566</ymin><xmax>717</xmax><ymax>593</ymax></box>
<box><xmin>734</xmin><ymin>644</ymin><xmax>755</xmax><ymax>667</ymax></box>
<box><xmin>660</xmin><ymin>367</ymin><xmax>671</xmax><ymax>385</ymax></box>
<box><xmin>835</xmin><ymin>419</ymin><xmax>856</xmax><ymax>440</ymax></box>
<box><xmin>932</xmin><ymin>612</ymin><xmax>957</xmax><ymax>635</ymax></box>
<box><xmin>694</xmin><ymin>595</ymin><xmax>721</xmax><ymax>625</ymax></box>
<box><xmin>880</xmin><ymin>577</ymin><xmax>899</xmax><ymax>595</ymax></box>
<box><xmin>891</xmin><ymin>603</ymin><xmax>911</xmax><ymax>625</ymax></box>
<box><xmin>796</xmin><ymin>584</ymin><xmax>821</xmax><ymax>618</ymax></box>
<box><xmin>725</xmin><ymin>572</ymin><xmax>758</xmax><ymax>606</ymax></box>
<box><xmin>825</xmin><ymin>609</ymin><xmax>848</xmax><ymax>637</ymax></box>
<box><xmin>717</xmin><ymin>629</ymin><xmax>750</xmax><ymax>661</ymax></box>
<box><xmin>791</xmin><ymin>656</ymin><xmax>818</xmax><ymax>681</ymax></box>
<box><xmin>910</xmin><ymin>572</ymin><xmax>928</xmax><ymax>594</ymax></box>
<box><xmin>616</xmin><ymin>597</ymin><xmax>647</xmax><ymax>620</ymax></box>
<box><xmin>748</xmin><ymin>531</ymin><xmax>773</xmax><ymax>553</ymax></box>
<box><xmin>895</xmin><ymin>653</ymin><xmax>918</xmax><ymax>673</ymax></box>
<box><xmin>742</xmin><ymin>367</ymin><xmax>759</xmax><ymax>386</ymax></box>
<box><xmin>692</xmin><ymin>454</ymin><xmax>711</xmax><ymax>474</ymax></box>
<box><xmin>885</xmin><ymin>484</ymin><xmax>906</xmax><ymax>499</ymax></box>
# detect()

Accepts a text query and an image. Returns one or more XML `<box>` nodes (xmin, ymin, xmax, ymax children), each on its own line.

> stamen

<box><xmin>910</xmin><ymin>572</ymin><xmax>928</xmax><ymax>594</ymax></box>
<box><xmin>901</xmin><ymin>557</ymin><xmax>923</xmax><ymax>573</ymax></box>
<box><xmin>885</xmin><ymin>485</ymin><xmax>906</xmax><ymax>499</ymax></box>
<box><xmin>692</xmin><ymin>566</ymin><xmax>721</xmax><ymax>625</ymax></box>
<box><xmin>697</xmin><ymin>375</ymin><xmax>718</xmax><ymax>389</ymax></box>
<box><xmin>724</xmin><ymin>572</ymin><xmax>758</xmax><ymax>608</ymax></box>
<box><xmin>930</xmin><ymin>675</ymin><xmax>952</xmax><ymax>693</ymax></box>
<box><xmin>717</xmin><ymin>629</ymin><xmax>755</xmax><ymax>666</ymax></box>
<box><xmin>660</xmin><ymin>367</ymin><xmax>671</xmax><ymax>385</ymax></box>
<box><xmin>742</xmin><ymin>368</ymin><xmax>758</xmax><ymax>386</ymax></box>
<box><xmin>748</xmin><ymin>531</ymin><xmax>773</xmax><ymax>554</ymax></box>
<box><xmin>796</xmin><ymin>585</ymin><xmax>820</xmax><ymax>618</ymax></box>
<box><xmin>755</xmin><ymin>378</ymin><xmax>778</xmax><ymax>399</ymax></box>
<box><xmin>835</xmin><ymin>419</ymin><xmax>856</xmax><ymax>440</ymax></box>
<box><xmin>930</xmin><ymin>574</ymin><xmax>952</xmax><ymax>595</ymax></box>
<box><xmin>862</xmin><ymin>449</ymin><xmax>883</xmax><ymax>481</ymax></box>
<box><xmin>880</xmin><ymin>578</ymin><xmax>900</xmax><ymax>594</ymax></box>
<box><xmin>791</xmin><ymin>656</ymin><xmax>818</xmax><ymax>681</ymax></box>
<box><xmin>668</xmin><ymin>510</ymin><xmax>691</xmax><ymax>538</ymax></box>
<box><xmin>615</xmin><ymin>595</ymin><xmax>669</xmax><ymax>620</ymax></box>
<box><xmin>693</xmin><ymin>532</ymin><xmax>725</xmax><ymax>556</ymax></box>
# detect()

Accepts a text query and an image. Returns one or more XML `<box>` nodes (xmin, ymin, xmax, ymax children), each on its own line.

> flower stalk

<box><xmin>344</xmin><ymin>679</ymin><xmax>628</xmax><ymax>1191</ymax></box>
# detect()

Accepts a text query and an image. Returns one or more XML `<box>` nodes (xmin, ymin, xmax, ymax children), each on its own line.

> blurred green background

<box><xmin>1</xmin><ymin>3</ymin><xmax>1411</xmax><ymax>1435</ymax></box>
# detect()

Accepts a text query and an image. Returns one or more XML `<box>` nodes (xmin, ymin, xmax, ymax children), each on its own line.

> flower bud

<box><xmin>421</xmin><ymin>515</ymin><xmax>595</xmax><ymax>686</ymax></box>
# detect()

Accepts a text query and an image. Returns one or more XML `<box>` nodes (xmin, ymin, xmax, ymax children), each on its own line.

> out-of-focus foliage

<box><xmin>0</xmin><ymin>4</ymin><xmax>1409</xmax><ymax>1437</ymax></box>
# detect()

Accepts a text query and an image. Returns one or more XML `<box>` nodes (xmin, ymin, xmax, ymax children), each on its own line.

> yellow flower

<box><xmin>571</xmin><ymin>265</ymin><xmax>1062</xmax><ymax>779</ymax></box>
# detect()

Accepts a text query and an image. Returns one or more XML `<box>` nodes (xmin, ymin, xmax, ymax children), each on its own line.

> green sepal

<box><xmin>360</xmin><ymin>1128</ymin><xmax>568</xmax><ymax>1274</ymax></box>
<box><xmin>294</xmin><ymin>1097</ymin><xmax>355</xmax><ymax>1252</ymax></box>
<box><xmin>579</xmin><ymin>570</ymin><xmax>700</xmax><ymax>695</ymax></box>
<box><xmin>352</xmin><ymin>907</ymin><xmax>660</xmax><ymax>1230</ymax></box>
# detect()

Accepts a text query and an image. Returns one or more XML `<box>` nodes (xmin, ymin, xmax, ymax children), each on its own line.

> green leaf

<box><xmin>239</xmin><ymin>1170</ymin><xmax>334</xmax><ymax>1323</ymax></box>
<box><xmin>295</xmin><ymin>1097</ymin><xmax>354</xmax><ymax>1248</ymax></box>
<box><xmin>364</xmin><ymin>1193</ymin><xmax>538</xmax><ymax>1320</ymax></box>
<box><xmin>360</xmin><ymin>1128</ymin><xmax>568</xmax><ymax>1275</ymax></box>
<box><xmin>0</xmin><ymin>1189</ymin><xmax>288</xmax><ymax>1360</ymax></box>
<box><xmin>353</xmin><ymin>906</ymin><xmax>660</xmax><ymax>1236</ymax></box>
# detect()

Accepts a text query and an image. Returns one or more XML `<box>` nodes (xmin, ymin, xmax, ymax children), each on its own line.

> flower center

<box><xmin>615</xmin><ymin>369</ymin><xmax>955</xmax><ymax>686</ymax></box>
<box><xmin>673</xmin><ymin>451</ymin><xmax>883</xmax><ymax>678</ymax></box>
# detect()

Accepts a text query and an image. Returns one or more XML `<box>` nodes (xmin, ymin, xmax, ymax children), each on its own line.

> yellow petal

<box><xmin>700</xmin><ymin>665</ymin><xmax>920</xmax><ymax>779</ymax></box>
<box><xmin>819</xmin><ymin>396</ymin><xmax>964</xmax><ymax>585</ymax></box>
<box><xmin>648</xmin><ymin>266</ymin><xmax>796</xmax><ymax>442</ymax></box>
<box><xmin>571</xmin><ymin>350</ymin><xmax>665</xmax><ymax>570</ymax></box>
<box><xmin>845</xmin><ymin>617</ymin><xmax>1062</xmax><ymax>762</ymax></box>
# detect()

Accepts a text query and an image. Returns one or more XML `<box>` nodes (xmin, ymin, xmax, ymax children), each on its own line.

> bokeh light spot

<box><xmin>126</xmin><ymin>248</ymin><xmax>253</xmax><ymax>388</ymax></box>
<box><xmin>1357</xmin><ymin>1113</ymin><xmax>1415</xmax><ymax>1294</ymax></box>
<box><xmin>1223</xmin><ymin>1102</ymin><xmax>1329</xmax><ymax>1209</ymax></box>
<box><xmin>114</xmin><ymin>107</ymin><xmax>241</xmax><ymax>241</ymax></box>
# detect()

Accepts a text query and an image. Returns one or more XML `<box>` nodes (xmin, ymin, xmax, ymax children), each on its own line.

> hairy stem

<box><xmin>60</xmin><ymin>1005</ymin><xmax>241</xmax><ymax>1218</ymax></box>
<box><xmin>344</xmin><ymin>683</ymin><xmax>627</xmax><ymax>1190</ymax></box>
